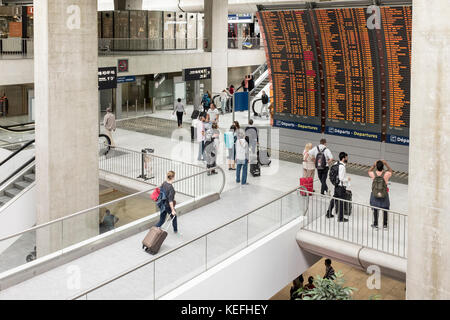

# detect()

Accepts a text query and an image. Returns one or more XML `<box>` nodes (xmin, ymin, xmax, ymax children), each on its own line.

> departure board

<box><xmin>381</xmin><ymin>6</ymin><xmax>411</xmax><ymax>145</ymax></box>
<box><xmin>258</xmin><ymin>10</ymin><xmax>321</xmax><ymax>132</ymax></box>
<box><xmin>314</xmin><ymin>8</ymin><xmax>382</xmax><ymax>140</ymax></box>
<box><xmin>258</xmin><ymin>5</ymin><xmax>411</xmax><ymax>143</ymax></box>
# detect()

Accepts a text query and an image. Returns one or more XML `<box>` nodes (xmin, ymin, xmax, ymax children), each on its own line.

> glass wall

<box><xmin>98</xmin><ymin>10</ymin><xmax>200</xmax><ymax>51</ymax></box>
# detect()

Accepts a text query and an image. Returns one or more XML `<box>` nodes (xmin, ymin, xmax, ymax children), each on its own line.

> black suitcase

<box><xmin>344</xmin><ymin>190</ymin><xmax>352</xmax><ymax>216</ymax></box>
<box><xmin>191</xmin><ymin>109</ymin><xmax>200</xmax><ymax>119</ymax></box>
<box><xmin>250</xmin><ymin>163</ymin><xmax>261</xmax><ymax>177</ymax></box>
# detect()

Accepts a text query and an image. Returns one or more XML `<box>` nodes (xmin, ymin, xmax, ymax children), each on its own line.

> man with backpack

<box><xmin>308</xmin><ymin>139</ymin><xmax>334</xmax><ymax>195</ymax></box>
<box><xmin>368</xmin><ymin>160</ymin><xmax>392</xmax><ymax>230</ymax></box>
<box><xmin>328</xmin><ymin>152</ymin><xmax>350</xmax><ymax>222</ymax></box>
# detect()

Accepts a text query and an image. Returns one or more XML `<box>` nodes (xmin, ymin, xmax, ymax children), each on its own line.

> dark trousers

<box><xmin>176</xmin><ymin>111</ymin><xmax>183</xmax><ymax>126</ymax></box>
<box><xmin>317</xmin><ymin>167</ymin><xmax>329</xmax><ymax>194</ymax></box>
<box><xmin>155</xmin><ymin>209</ymin><xmax>178</xmax><ymax>232</ymax></box>
<box><xmin>373</xmin><ymin>209</ymin><xmax>388</xmax><ymax>227</ymax></box>
<box><xmin>328</xmin><ymin>186</ymin><xmax>346</xmax><ymax>221</ymax></box>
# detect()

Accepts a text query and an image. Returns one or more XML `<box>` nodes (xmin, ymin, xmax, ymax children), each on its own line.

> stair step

<box><xmin>23</xmin><ymin>173</ymin><xmax>35</xmax><ymax>182</ymax></box>
<box><xmin>0</xmin><ymin>196</ymin><xmax>12</xmax><ymax>206</ymax></box>
<box><xmin>4</xmin><ymin>188</ymin><xmax>21</xmax><ymax>198</ymax></box>
<box><xmin>14</xmin><ymin>180</ymin><xmax>31</xmax><ymax>190</ymax></box>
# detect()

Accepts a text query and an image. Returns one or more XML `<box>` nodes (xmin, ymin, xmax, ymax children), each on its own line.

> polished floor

<box><xmin>270</xmin><ymin>257</ymin><xmax>406</xmax><ymax>300</ymax></box>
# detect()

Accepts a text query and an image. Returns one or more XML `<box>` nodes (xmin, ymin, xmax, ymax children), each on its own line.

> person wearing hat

<box><xmin>103</xmin><ymin>107</ymin><xmax>116</xmax><ymax>147</ymax></box>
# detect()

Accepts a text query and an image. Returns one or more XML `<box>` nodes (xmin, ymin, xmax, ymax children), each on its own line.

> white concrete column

<box><xmin>34</xmin><ymin>0</ymin><xmax>99</xmax><ymax>257</ymax></box>
<box><xmin>407</xmin><ymin>0</ymin><xmax>450</xmax><ymax>299</ymax></box>
<box><xmin>204</xmin><ymin>0</ymin><xmax>228</xmax><ymax>93</ymax></box>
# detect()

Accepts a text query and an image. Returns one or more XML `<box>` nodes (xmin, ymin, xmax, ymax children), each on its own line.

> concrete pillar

<box><xmin>34</xmin><ymin>0</ymin><xmax>99</xmax><ymax>257</ymax></box>
<box><xmin>204</xmin><ymin>0</ymin><xmax>228</xmax><ymax>94</ymax></box>
<box><xmin>407</xmin><ymin>0</ymin><xmax>450</xmax><ymax>299</ymax></box>
<box><xmin>116</xmin><ymin>83</ymin><xmax>123</xmax><ymax>119</ymax></box>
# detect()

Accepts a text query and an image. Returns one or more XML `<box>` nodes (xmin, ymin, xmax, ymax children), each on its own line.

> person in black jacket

<box><xmin>260</xmin><ymin>91</ymin><xmax>269</xmax><ymax>118</ymax></box>
<box><xmin>248</xmin><ymin>75</ymin><xmax>255</xmax><ymax>93</ymax></box>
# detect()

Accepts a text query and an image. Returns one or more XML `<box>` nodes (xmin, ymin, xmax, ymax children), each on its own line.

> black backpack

<box><xmin>315</xmin><ymin>146</ymin><xmax>327</xmax><ymax>170</ymax></box>
<box><xmin>329</xmin><ymin>162</ymin><xmax>342</xmax><ymax>186</ymax></box>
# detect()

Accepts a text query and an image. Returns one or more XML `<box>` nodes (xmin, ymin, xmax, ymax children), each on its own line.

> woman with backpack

<box><xmin>368</xmin><ymin>160</ymin><xmax>393</xmax><ymax>230</ymax></box>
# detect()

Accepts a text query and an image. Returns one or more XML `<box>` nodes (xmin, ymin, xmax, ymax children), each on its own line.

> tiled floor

<box><xmin>270</xmin><ymin>257</ymin><xmax>406</xmax><ymax>300</ymax></box>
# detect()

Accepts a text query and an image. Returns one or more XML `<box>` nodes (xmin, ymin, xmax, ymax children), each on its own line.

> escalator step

<box><xmin>0</xmin><ymin>196</ymin><xmax>12</xmax><ymax>206</ymax></box>
<box><xmin>14</xmin><ymin>180</ymin><xmax>31</xmax><ymax>190</ymax></box>
<box><xmin>4</xmin><ymin>188</ymin><xmax>21</xmax><ymax>198</ymax></box>
<box><xmin>24</xmin><ymin>174</ymin><xmax>35</xmax><ymax>182</ymax></box>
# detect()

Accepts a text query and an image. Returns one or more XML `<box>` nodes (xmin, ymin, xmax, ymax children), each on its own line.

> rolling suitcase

<box><xmin>344</xmin><ymin>190</ymin><xmax>352</xmax><ymax>216</ymax></box>
<box><xmin>250</xmin><ymin>163</ymin><xmax>261</xmax><ymax>177</ymax></box>
<box><xmin>258</xmin><ymin>148</ymin><xmax>272</xmax><ymax>166</ymax></box>
<box><xmin>299</xmin><ymin>177</ymin><xmax>313</xmax><ymax>196</ymax></box>
<box><xmin>191</xmin><ymin>109</ymin><xmax>200</xmax><ymax>119</ymax></box>
<box><xmin>142</xmin><ymin>216</ymin><xmax>173</xmax><ymax>255</ymax></box>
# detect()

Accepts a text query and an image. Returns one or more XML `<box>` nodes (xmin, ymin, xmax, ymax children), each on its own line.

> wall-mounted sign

<box><xmin>98</xmin><ymin>67</ymin><xmax>117</xmax><ymax>90</ymax></box>
<box><xmin>182</xmin><ymin>67</ymin><xmax>211</xmax><ymax>81</ymax></box>
<box><xmin>27</xmin><ymin>6</ymin><xmax>34</xmax><ymax>16</ymax></box>
<box><xmin>228</xmin><ymin>14</ymin><xmax>253</xmax><ymax>24</ymax></box>
<box><xmin>117</xmin><ymin>76</ymin><xmax>136</xmax><ymax>83</ymax></box>
<box><xmin>118</xmin><ymin>59</ymin><xmax>129</xmax><ymax>73</ymax></box>
<box><xmin>9</xmin><ymin>22</ymin><xmax>22</xmax><ymax>37</ymax></box>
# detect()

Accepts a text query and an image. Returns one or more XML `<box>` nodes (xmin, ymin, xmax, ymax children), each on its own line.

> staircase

<box><xmin>249</xmin><ymin>62</ymin><xmax>269</xmax><ymax>99</ymax></box>
<box><xmin>0</xmin><ymin>166</ymin><xmax>35</xmax><ymax>208</ymax></box>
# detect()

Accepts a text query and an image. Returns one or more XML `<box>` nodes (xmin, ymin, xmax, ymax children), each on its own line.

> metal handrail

<box><xmin>70</xmin><ymin>185</ymin><xmax>305</xmax><ymax>300</ymax></box>
<box><xmin>0</xmin><ymin>157</ymin><xmax>35</xmax><ymax>188</ymax></box>
<box><xmin>0</xmin><ymin>166</ymin><xmax>226</xmax><ymax>244</ymax></box>
<box><xmin>300</xmin><ymin>189</ymin><xmax>406</xmax><ymax>217</ymax></box>
<box><xmin>101</xmin><ymin>144</ymin><xmax>205</xmax><ymax>170</ymax></box>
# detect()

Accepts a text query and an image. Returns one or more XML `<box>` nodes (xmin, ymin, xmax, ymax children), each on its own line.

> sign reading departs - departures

<box><xmin>182</xmin><ymin>67</ymin><xmax>211</xmax><ymax>81</ymax></box>
<box><xmin>98</xmin><ymin>67</ymin><xmax>117</xmax><ymax>90</ymax></box>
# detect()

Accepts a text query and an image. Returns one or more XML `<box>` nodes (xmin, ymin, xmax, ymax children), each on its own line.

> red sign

<box><xmin>27</xmin><ymin>6</ymin><xmax>34</xmax><ymax>16</ymax></box>
<box><xmin>118</xmin><ymin>59</ymin><xmax>129</xmax><ymax>73</ymax></box>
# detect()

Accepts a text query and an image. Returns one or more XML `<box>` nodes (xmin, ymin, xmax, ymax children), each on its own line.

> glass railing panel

<box><xmin>281</xmin><ymin>190</ymin><xmax>307</xmax><ymax>225</ymax></box>
<box><xmin>0</xmin><ymin>221</ymin><xmax>63</xmax><ymax>275</ymax></box>
<box><xmin>206</xmin><ymin>216</ymin><xmax>247</xmax><ymax>269</ymax></box>
<box><xmin>247</xmin><ymin>200</ymin><xmax>282</xmax><ymax>245</ymax></box>
<box><xmin>154</xmin><ymin>237</ymin><xmax>206</xmax><ymax>299</ymax></box>
<box><xmin>86</xmin><ymin>262</ymin><xmax>154</xmax><ymax>300</ymax></box>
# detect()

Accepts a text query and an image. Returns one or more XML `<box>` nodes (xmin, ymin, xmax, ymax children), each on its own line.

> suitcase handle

<box><xmin>162</xmin><ymin>215</ymin><xmax>175</xmax><ymax>232</ymax></box>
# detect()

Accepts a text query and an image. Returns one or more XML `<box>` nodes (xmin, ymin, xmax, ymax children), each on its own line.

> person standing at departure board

<box><xmin>309</xmin><ymin>139</ymin><xmax>334</xmax><ymax>195</ymax></box>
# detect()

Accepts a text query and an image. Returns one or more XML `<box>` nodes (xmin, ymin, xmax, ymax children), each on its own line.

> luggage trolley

<box><xmin>138</xmin><ymin>148</ymin><xmax>155</xmax><ymax>181</ymax></box>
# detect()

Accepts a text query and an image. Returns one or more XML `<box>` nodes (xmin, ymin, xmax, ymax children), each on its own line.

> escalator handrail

<box><xmin>0</xmin><ymin>121</ymin><xmax>35</xmax><ymax>132</ymax></box>
<box><xmin>0</xmin><ymin>156</ymin><xmax>35</xmax><ymax>188</ymax></box>
<box><xmin>252</xmin><ymin>98</ymin><xmax>263</xmax><ymax>117</ymax></box>
<box><xmin>0</xmin><ymin>139</ymin><xmax>35</xmax><ymax>167</ymax></box>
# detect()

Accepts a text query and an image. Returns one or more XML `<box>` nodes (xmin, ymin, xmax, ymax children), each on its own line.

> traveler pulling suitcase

<box><xmin>299</xmin><ymin>177</ymin><xmax>313</xmax><ymax>196</ymax></box>
<box><xmin>142</xmin><ymin>216</ymin><xmax>174</xmax><ymax>255</ymax></box>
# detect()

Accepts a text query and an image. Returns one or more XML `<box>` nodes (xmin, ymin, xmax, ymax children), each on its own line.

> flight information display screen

<box><xmin>258</xmin><ymin>10</ymin><xmax>321</xmax><ymax>133</ymax></box>
<box><xmin>313</xmin><ymin>8</ymin><xmax>382</xmax><ymax>141</ymax></box>
<box><xmin>258</xmin><ymin>5</ymin><xmax>411</xmax><ymax>144</ymax></box>
<box><xmin>381</xmin><ymin>6</ymin><xmax>412</xmax><ymax>145</ymax></box>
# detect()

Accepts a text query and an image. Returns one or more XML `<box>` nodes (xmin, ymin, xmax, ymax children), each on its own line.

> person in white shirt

<box><xmin>235</xmin><ymin>129</ymin><xmax>249</xmax><ymax>185</ymax></box>
<box><xmin>329</xmin><ymin>152</ymin><xmax>351</xmax><ymax>222</ymax></box>
<box><xmin>220</xmin><ymin>90</ymin><xmax>229</xmax><ymax>113</ymax></box>
<box><xmin>103</xmin><ymin>107</ymin><xmax>116</xmax><ymax>147</ymax></box>
<box><xmin>207</xmin><ymin>103</ymin><xmax>220</xmax><ymax>124</ymax></box>
<box><xmin>308</xmin><ymin>138</ymin><xmax>334</xmax><ymax>195</ymax></box>
<box><xmin>173</xmin><ymin>98</ymin><xmax>186</xmax><ymax>128</ymax></box>
<box><xmin>196</xmin><ymin>115</ymin><xmax>206</xmax><ymax>161</ymax></box>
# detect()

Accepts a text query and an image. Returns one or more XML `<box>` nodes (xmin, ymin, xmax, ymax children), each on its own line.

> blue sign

<box><xmin>273</xmin><ymin>119</ymin><xmax>321</xmax><ymax>133</ymax></box>
<box><xmin>117</xmin><ymin>76</ymin><xmax>136</xmax><ymax>83</ymax></box>
<box><xmin>234</xmin><ymin>92</ymin><xmax>249</xmax><ymax>112</ymax></box>
<box><xmin>228</xmin><ymin>14</ymin><xmax>253</xmax><ymax>23</ymax></box>
<box><xmin>326</xmin><ymin>126</ymin><xmax>381</xmax><ymax>142</ymax></box>
<box><xmin>387</xmin><ymin>134</ymin><xmax>410</xmax><ymax>146</ymax></box>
